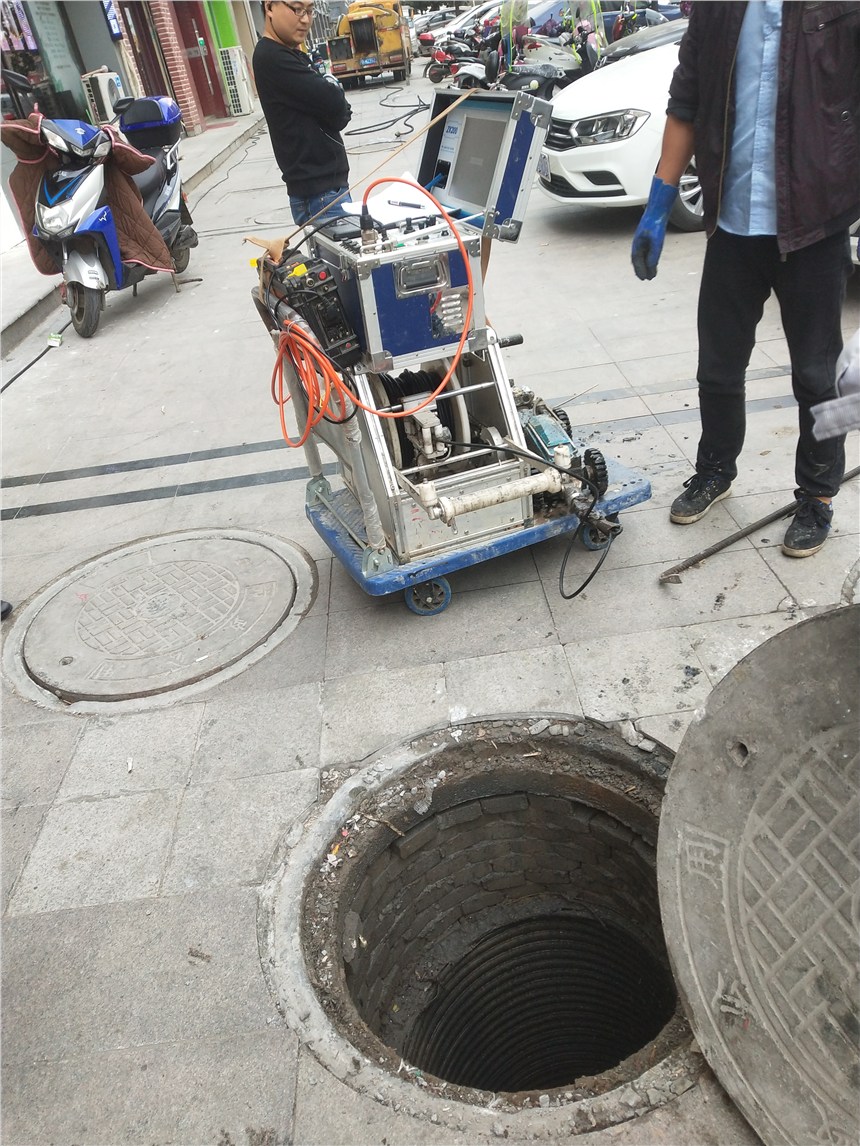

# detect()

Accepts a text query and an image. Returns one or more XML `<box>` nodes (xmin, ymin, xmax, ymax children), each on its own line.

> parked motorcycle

<box><xmin>451</xmin><ymin>48</ymin><xmax>565</xmax><ymax>99</ymax></box>
<box><xmin>517</xmin><ymin>13</ymin><xmax>604</xmax><ymax>87</ymax></box>
<box><xmin>424</xmin><ymin>36</ymin><xmax>480</xmax><ymax>82</ymax></box>
<box><xmin>2</xmin><ymin>94</ymin><xmax>197</xmax><ymax>338</ymax></box>
<box><xmin>518</xmin><ymin>30</ymin><xmax>582</xmax><ymax>88</ymax></box>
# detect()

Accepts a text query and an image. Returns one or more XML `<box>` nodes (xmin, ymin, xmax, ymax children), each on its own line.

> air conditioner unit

<box><xmin>218</xmin><ymin>47</ymin><xmax>253</xmax><ymax>116</ymax></box>
<box><xmin>81</xmin><ymin>70</ymin><xmax>125</xmax><ymax>123</ymax></box>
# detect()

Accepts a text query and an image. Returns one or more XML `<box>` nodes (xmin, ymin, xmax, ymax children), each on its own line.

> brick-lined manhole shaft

<box><xmin>261</xmin><ymin>719</ymin><xmax>700</xmax><ymax>1137</ymax></box>
<box><xmin>3</xmin><ymin>529</ymin><xmax>316</xmax><ymax>712</ymax></box>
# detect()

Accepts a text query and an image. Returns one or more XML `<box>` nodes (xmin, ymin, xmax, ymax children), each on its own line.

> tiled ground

<box><xmin>2</xmin><ymin>72</ymin><xmax>858</xmax><ymax>1145</ymax></box>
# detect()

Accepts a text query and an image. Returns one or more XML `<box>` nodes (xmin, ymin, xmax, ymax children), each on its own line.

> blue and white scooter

<box><xmin>33</xmin><ymin>95</ymin><xmax>198</xmax><ymax>337</ymax></box>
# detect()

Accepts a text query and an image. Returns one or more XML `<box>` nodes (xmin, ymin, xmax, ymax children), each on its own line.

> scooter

<box><xmin>424</xmin><ymin>38</ymin><xmax>481</xmax><ymax>83</ymax></box>
<box><xmin>518</xmin><ymin>30</ymin><xmax>582</xmax><ymax>88</ymax></box>
<box><xmin>451</xmin><ymin>48</ymin><xmax>565</xmax><ymax>98</ymax></box>
<box><xmin>29</xmin><ymin>95</ymin><xmax>197</xmax><ymax>337</ymax></box>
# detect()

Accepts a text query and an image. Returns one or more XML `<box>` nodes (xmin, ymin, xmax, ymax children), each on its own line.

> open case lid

<box><xmin>657</xmin><ymin>605</ymin><xmax>860</xmax><ymax>1146</ymax></box>
<box><xmin>416</xmin><ymin>88</ymin><xmax>552</xmax><ymax>242</ymax></box>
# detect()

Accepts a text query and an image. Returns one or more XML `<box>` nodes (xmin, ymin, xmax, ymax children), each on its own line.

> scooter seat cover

<box><xmin>0</xmin><ymin>113</ymin><xmax>173</xmax><ymax>277</ymax></box>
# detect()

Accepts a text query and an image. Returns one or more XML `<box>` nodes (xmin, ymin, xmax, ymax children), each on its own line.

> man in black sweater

<box><xmin>253</xmin><ymin>1</ymin><xmax>353</xmax><ymax>225</ymax></box>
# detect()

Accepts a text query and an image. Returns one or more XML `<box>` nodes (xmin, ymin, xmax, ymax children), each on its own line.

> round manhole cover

<box><xmin>658</xmin><ymin>605</ymin><xmax>860</xmax><ymax>1146</ymax></box>
<box><xmin>5</xmin><ymin>529</ymin><xmax>316</xmax><ymax>711</ymax></box>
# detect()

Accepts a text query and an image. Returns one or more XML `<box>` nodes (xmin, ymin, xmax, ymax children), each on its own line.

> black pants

<box><xmin>695</xmin><ymin>228</ymin><xmax>851</xmax><ymax>499</ymax></box>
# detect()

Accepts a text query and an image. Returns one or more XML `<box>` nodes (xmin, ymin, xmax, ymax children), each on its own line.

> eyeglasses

<box><xmin>280</xmin><ymin>2</ymin><xmax>315</xmax><ymax>19</ymax></box>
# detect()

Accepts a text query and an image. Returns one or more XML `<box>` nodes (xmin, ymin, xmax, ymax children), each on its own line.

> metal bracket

<box><xmin>306</xmin><ymin>475</ymin><xmax>333</xmax><ymax>506</ymax></box>
<box><xmin>361</xmin><ymin>545</ymin><xmax>397</xmax><ymax>576</ymax></box>
<box><xmin>357</xmin><ymin>258</ymin><xmax>380</xmax><ymax>279</ymax></box>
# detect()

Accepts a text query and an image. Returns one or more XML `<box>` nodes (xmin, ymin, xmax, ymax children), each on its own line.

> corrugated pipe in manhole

<box><xmin>261</xmin><ymin>719</ymin><xmax>700</xmax><ymax>1134</ymax></box>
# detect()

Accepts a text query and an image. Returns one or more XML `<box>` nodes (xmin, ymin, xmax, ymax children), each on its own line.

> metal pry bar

<box><xmin>659</xmin><ymin>465</ymin><xmax>860</xmax><ymax>584</ymax></box>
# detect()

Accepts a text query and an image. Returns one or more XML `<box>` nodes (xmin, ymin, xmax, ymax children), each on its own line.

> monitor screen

<box><xmin>447</xmin><ymin>112</ymin><xmax>509</xmax><ymax>215</ymax></box>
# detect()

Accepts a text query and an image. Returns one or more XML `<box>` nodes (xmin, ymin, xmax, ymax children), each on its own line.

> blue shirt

<box><xmin>719</xmin><ymin>0</ymin><xmax>783</xmax><ymax>236</ymax></box>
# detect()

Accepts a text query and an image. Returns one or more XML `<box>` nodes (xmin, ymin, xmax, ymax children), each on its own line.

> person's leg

<box><xmin>289</xmin><ymin>187</ymin><xmax>349</xmax><ymax>228</ymax></box>
<box><xmin>774</xmin><ymin>230</ymin><xmax>850</xmax><ymax>498</ymax></box>
<box><xmin>773</xmin><ymin>229</ymin><xmax>851</xmax><ymax>557</ymax></box>
<box><xmin>670</xmin><ymin>230</ymin><xmax>774</xmax><ymax>523</ymax></box>
<box><xmin>695</xmin><ymin>231</ymin><xmax>774</xmax><ymax>480</ymax></box>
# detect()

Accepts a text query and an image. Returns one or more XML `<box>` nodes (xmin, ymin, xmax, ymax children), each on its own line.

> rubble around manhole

<box><xmin>260</xmin><ymin>717</ymin><xmax>704</xmax><ymax>1137</ymax></box>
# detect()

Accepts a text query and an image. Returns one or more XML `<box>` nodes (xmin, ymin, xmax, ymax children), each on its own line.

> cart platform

<box><xmin>307</xmin><ymin>453</ymin><xmax>651</xmax><ymax>614</ymax></box>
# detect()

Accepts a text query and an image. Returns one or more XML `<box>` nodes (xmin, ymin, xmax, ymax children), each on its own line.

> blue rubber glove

<box><xmin>631</xmin><ymin>176</ymin><xmax>679</xmax><ymax>281</ymax></box>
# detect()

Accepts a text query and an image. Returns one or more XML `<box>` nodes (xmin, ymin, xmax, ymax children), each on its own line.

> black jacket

<box><xmin>253</xmin><ymin>37</ymin><xmax>352</xmax><ymax>198</ymax></box>
<box><xmin>668</xmin><ymin>1</ymin><xmax>860</xmax><ymax>253</ymax></box>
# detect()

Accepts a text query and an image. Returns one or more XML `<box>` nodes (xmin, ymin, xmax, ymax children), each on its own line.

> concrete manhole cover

<box><xmin>658</xmin><ymin>605</ymin><xmax>860</xmax><ymax>1146</ymax></box>
<box><xmin>3</xmin><ymin>529</ymin><xmax>316</xmax><ymax>712</ymax></box>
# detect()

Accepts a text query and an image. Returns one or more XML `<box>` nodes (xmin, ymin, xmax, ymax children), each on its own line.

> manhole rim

<box><xmin>1</xmin><ymin>527</ymin><xmax>317</xmax><ymax>715</ymax></box>
<box><xmin>258</xmin><ymin>716</ymin><xmax>704</xmax><ymax>1137</ymax></box>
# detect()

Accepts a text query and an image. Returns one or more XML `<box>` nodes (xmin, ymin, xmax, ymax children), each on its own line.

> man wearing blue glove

<box><xmin>631</xmin><ymin>2</ymin><xmax>859</xmax><ymax>558</ymax></box>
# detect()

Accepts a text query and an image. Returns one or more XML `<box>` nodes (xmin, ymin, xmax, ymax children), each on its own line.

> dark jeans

<box><xmin>695</xmin><ymin>228</ymin><xmax>851</xmax><ymax>498</ymax></box>
<box><xmin>289</xmin><ymin>186</ymin><xmax>349</xmax><ymax>227</ymax></box>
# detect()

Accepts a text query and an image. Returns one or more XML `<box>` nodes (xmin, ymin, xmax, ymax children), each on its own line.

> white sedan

<box><xmin>537</xmin><ymin>38</ymin><xmax>704</xmax><ymax>231</ymax></box>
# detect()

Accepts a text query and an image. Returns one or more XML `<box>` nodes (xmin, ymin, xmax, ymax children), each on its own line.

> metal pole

<box><xmin>659</xmin><ymin>466</ymin><xmax>860</xmax><ymax>584</ymax></box>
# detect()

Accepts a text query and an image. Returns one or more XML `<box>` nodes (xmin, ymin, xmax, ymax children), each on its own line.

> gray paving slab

<box><xmin>2</xmin><ymin>802</ymin><xmax>49</xmax><ymax>912</ymax></box>
<box><xmin>445</xmin><ymin>645</ymin><xmax>581</xmax><ymax>722</ymax></box>
<box><xmin>58</xmin><ymin>705</ymin><xmax>204</xmax><ymax>798</ymax></box>
<box><xmin>564</xmin><ymin>627</ymin><xmax>713</xmax><ymax>723</ymax></box>
<box><xmin>191</xmin><ymin>682</ymin><xmax>323</xmax><ymax>783</ymax></box>
<box><xmin>161</xmin><ymin>768</ymin><xmax>319</xmax><ymax>894</ymax></box>
<box><xmin>323</xmin><ymin>581</ymin><xmax>558</xmax><ymax>680</ymax></box>
<box><xmin>544</xmin><ymin>548</ymin><xmax>789</xmax><ymax>644</ymax></box>
<box><xmin>1</xmin><ymin>1026</ymin><xmax>299</xmax><ymax>1146</ymax></box>
<box><xmin>683</xmin><ymin>611</ymin><xmax>802</xmax><ymax>688</ymax></box>
<box><xmin>1</xmin><ymin>716</ymin><xmax>82</xmax><ymax>807</ymax></box>
<box><xmin>635</xmin><ymin>713</ymin><xmax>693</xmax><ymax>755</ymax></box>
<box><xmin>210</xmin><ymin>613</ymin><xmax>328</xmax><ymax>697</ymax></box>
<box><xmin>320</xmin><ymin>663</ymin><xmax>446</xmax><ymax>768</ymax></box>
<box><xmin>7</xmin><ymin>789</ymin><xmax>178</xmax><ymax>914</ymax></box>
<box><xmin>2</xmin><ymin>888</ymin><xmax>275</xmax><ymax>1063</ymax></box>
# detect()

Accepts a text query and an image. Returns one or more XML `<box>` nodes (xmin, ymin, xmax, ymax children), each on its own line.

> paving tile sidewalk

<box><xmin>1</xmin><ymin>74</ymin><xmax>859</xmax><ymax>1146</ymax></box>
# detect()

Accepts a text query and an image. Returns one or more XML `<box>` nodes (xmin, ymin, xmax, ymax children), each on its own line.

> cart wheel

<box><xmin>581</xmin><ymin>524</ymin><xmax>611</xmax><ymax>551</ymax></box>
<box><xmin>404</xmin><ymin>577</ymin><xmax>451</xmax><ymax>616</ymax></box>
<box><xmin>580</xmin><ymin>515</ymin><xmax>619</xmax><ymax>554</ymax></box>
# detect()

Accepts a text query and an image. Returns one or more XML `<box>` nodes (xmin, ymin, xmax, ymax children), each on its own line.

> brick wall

<box><xmin>149</xmin><ymin>1</ymin><xmax>204</xmax><ymax>135</ymax></box>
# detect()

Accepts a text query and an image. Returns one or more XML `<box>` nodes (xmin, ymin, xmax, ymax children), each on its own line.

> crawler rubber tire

<box><xmin>404</xmin><ymin>577</ymin><xmax>452</xmax><ymax>616</ymax></box>
<box><xmin>68</xmin><ymin>284</ymin><xmax>101</xmax><ymax>338</ymax></box>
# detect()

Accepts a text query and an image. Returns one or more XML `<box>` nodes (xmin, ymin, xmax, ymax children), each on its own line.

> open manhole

<box><xmin>262</xmin><ymin>719</ymin><xmax>700</xmax><ymax>1135</ymax></box>
<box><xmin>2</xmin><ymin>529</ymin><xmax>316</xmax><ymax>713</ymax></box>
<box><xmin>262</xmin><ymin>611</ymin><xmax>859</xmax><ymax>1142</ymax></box>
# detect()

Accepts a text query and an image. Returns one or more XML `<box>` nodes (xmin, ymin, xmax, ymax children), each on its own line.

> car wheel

<box><xmin>669</xmin><ymin>157</ymin><xmax>705</xmax><ymax>232</ymax></box>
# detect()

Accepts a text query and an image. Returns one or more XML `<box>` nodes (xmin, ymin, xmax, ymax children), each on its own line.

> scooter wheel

<box><xmin>426</xmin><ymin>63</ymin><xmax>447</xmax><ymax>83</ymax></box>
<box><xmin>404</xmin><ymin>577</ymin><xmax>452</xmax><ymax>616</ymax></box>
<box><xmin>172</xmin><ymin>246</ymin><xmax>191</xmax><ymax>274</ymax></box>
<box><xmin>68</xmin><ymin>283</ymin><xmax>101</xmax><ymax>338</ymax></box>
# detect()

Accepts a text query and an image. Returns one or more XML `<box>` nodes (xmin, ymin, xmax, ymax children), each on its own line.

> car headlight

<box><xmin>36</xmin><ymin>200</ymin><xmax>76</xmax><ymax>236</ymax></box>
<box><xmin>570</xmin><ymin>109</ymin><xmax>650</xmax><ymax>146</ymax></box>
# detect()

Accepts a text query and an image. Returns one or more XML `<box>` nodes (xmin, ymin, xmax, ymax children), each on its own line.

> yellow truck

<box><xmin>327</xmin><ymin>0</ymin><xmax>413</xmax><ymax>87</ymax></box>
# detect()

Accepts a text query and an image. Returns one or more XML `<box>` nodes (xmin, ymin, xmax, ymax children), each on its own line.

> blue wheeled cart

<box><xmin>306</xmin><ymin>453</ymin><xmax>651</xmax><ymax>615</ymax></box>
<box><xmin>251</xmin><ymin>90</ymin><xmax>651</xmax><ymax>614</ymax></box>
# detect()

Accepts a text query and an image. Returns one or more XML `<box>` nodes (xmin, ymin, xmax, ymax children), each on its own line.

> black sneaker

<box><xmin>782</xmin><ymin>498</ymin><xmax>833</xmax><ymax>558</ymax></box>
<box><xmin>670</xmin><ymin>474</ymin><xmax>732</xmax><ymax>524</ymax></box>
